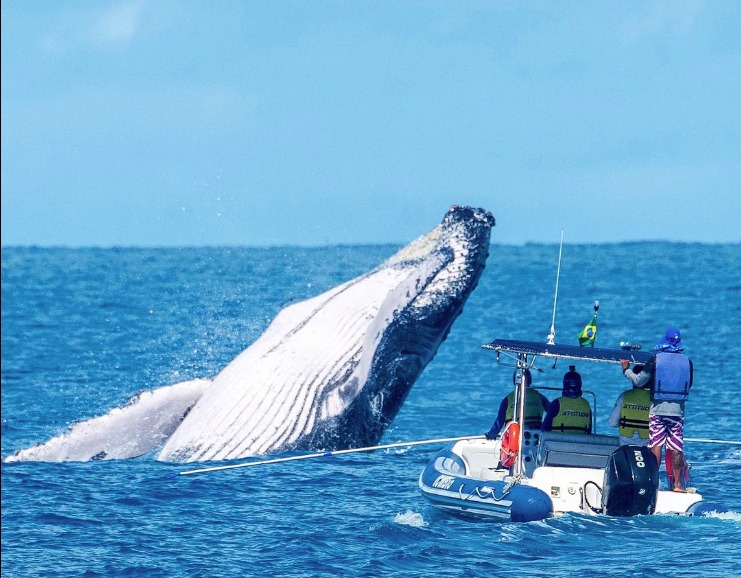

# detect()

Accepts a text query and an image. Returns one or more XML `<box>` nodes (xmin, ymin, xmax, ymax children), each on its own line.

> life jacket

<box><xmin>652</xmin><ymin>352</ymin><xmax>691</xmax><ymax>402</ymax></box>
<box><xmin>505</xmin><ymin>388</ymin><xmax>546</xmax><ymax>429</ymax></box>
<box><xmin>618</xmin><ymin>388</ymin><xmax>650</xmax><ymax>439</ymax></box>
<box><xmin>550</xmin><ymin>396</ymin><xmax>591</xmax><ymax>434</ymax></box>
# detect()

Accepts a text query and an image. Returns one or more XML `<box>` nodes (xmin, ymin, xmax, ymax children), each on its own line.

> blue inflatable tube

<box><xmin>418</xmin><ymin>448</ymin><xmax>552</xmax><ymax>522</ymax></box>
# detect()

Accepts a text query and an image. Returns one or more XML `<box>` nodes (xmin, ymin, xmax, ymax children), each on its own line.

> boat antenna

<box><xmin>592</xmin><ymin>300</ymin><xmax>599</xmax><ymax>347</ymax></box>
<box><xmin>546</xmin><ymin>230</ymin><xmax>564</xmax><ymax>345</ymax></box>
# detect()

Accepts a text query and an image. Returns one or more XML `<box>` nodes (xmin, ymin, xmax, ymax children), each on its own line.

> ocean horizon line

<box><xmin>2</xmin><ymin>239</ymin><xmax>739</xmax><ymax>251</ymax></box>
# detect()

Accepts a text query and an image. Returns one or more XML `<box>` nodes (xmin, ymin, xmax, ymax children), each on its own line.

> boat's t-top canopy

<box><xmin>482</xmin><ymin>339</ymin><xmax>654</xmax><ymax>365</ymax></box>
<box><xmin>482</xmin><ymin>339</ymin><xmax>655</xmax><ymax>478</ymax></box>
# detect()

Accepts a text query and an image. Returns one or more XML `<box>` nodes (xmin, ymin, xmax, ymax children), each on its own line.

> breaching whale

<box><xmin>5</xmin><ymin>205</ymin><xmax>494</xmax><ymax>463</ymax></box>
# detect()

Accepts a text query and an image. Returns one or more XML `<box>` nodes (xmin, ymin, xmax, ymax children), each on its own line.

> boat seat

<box><xmin>536</xmin><ymin>432</ymin><xmax>620</xmax><ymax>469</ymax></box>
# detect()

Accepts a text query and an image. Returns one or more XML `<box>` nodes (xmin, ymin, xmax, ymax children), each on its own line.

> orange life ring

<box><xmin>499</xmin><ymin>421</ymin><xmax>521</xmax><ymax>468</ymax></box>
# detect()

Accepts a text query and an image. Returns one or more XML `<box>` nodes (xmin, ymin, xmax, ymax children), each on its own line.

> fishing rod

<box><xmin>177</xmin><ymin>434</ymin><xmax>486</xmax><ymax>476</ymax></box>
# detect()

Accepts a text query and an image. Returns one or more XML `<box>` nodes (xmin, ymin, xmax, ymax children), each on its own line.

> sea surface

<box><xmin>2</xmin><ymin>242</ymin><xmax>740</xmax><ymax>577</ymax></box>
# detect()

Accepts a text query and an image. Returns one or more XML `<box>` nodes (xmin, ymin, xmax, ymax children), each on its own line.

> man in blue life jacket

<box><xmin>485</xmin><ymin>369</ymin><xmax>550</xmax><ymax>439</ymax></box>
<box><xmin>620</xmin><ymin>327</ymin><xmax>693</xmax><ymax>492</ymax></box>
<box><xmin>542</xmin><ymin>366</ymin><xmax>592</xmax><ymax>434</ymax></box>
<box><xmin>608</xmin><ymin>364</ymin><xmax>650</xmax><ymax>446</ymax></box>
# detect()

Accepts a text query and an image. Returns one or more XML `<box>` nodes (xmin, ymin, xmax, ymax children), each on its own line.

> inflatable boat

<box><xmin>418</xmin><ymin>339</ymin><xmax>718</xmax><ymax>522</ymax></box>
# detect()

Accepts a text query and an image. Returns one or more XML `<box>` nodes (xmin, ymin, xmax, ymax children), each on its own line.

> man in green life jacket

<box><xmin>608</xmin><ymin>364</ymin><xmax>650</xmax><ymax>445</ymax></box>
<box><xmin>485</xmin><ymin>369</ymin><xmax>550</xmax><ymax>439</ymax></box>
<box><xmin>542</xmin><ymin>366</ymin><xmax>592</xmax><ymax>434</ymax></box>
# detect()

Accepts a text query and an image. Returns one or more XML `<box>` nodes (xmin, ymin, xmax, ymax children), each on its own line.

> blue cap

<box><xmin>654</xmin><ymin>327</ymin><xmax>683</xmax><ymax>352</ymax></box>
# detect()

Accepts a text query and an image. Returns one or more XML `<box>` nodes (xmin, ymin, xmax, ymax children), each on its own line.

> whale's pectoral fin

<box><xmin>4</xmin><ymin>379</ymin><xmax>211</xmax><ymax>463</ymax></box>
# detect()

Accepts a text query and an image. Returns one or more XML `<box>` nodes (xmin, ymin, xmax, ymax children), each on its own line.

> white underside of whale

<box><xmin>158</xmin><ymin>233</ymin><xmax>449</xmax><ymax>462</ymax></box>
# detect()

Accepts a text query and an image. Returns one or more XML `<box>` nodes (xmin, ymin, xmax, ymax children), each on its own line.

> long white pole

<box><xmin>176</xmin><ymin>434</ymin><xmax>739</xmax><ymax>476</ymax></box>
<box><xmin>177</xmin><ymin>435</ymin><xmax>486</xmax><ymax>476</ymax></box>
<box><xmin>685</xmin><ymin>437</ymin><xmax>741</xmax><ymax>446</ymax></box>
<box><xmin>514</xmin><ymin>355</ymin><xmax>527</xmax><ymax>477</ymax></box>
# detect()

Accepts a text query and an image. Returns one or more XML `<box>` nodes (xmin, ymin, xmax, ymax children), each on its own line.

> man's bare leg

<box><xmin>671</xmin><ymin>449</ymin><xmax>686</xmax><ymax>492</ymax></box>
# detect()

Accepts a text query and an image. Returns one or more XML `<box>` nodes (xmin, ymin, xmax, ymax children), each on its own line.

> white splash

<box><xmin>703</xmin><ymin>510</ymin><xmax>741</xmax><ymax>522</ymax></box>
<box><xmin>393</xmin><ymin>510</ymin><xmax>428</xmax><ymax>527</ymax></box>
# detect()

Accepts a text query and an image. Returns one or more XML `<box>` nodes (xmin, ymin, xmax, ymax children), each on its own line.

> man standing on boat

<box><xmin>485</xmin><ymin>369</ymin><xmax>550</xmax><ymax>439</ymax></box>
<box><xmin>608</xmin><ymin>364</ymin><xmax>651</xmax><ymax>446</ymax></box>
<box><xmin>620</xmin><ymin>327</ymin><xmax>693</xmax><ymax>492</ymax></box>
<box><xmin>541</xmin><ymin>366</ymin><xmax>592</xmax><ymax>434</ymax></box>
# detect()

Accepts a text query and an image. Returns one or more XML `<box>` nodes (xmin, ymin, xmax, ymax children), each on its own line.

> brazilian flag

<box><xmin>578</xmin><ymin>314</ymin><xmax>597</xmax><ymax>347</ymax></box>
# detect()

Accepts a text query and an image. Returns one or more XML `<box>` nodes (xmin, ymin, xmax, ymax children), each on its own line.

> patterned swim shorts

<box><xmin>648</xmin><ymin>414</ymin><xmax>684</xmax><ymax>451</ymax></box>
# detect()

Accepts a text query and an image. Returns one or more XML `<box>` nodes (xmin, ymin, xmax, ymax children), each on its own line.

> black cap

<box><xmin>562</xmin><ymin>366</ymin><xmax>582</xmax><ymax>396</ymax></box>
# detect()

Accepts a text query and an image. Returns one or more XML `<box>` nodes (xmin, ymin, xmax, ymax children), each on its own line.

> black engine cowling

<box><xmin>601</xmin><ymin>445</ymin><xmax>659</xmax><ymax>516</ymax></box>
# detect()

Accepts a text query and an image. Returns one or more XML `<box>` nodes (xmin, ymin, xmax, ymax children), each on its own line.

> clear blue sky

<box><xmin>2</xmin><ymin>1</ymin><xmax>740</xmax><ymax>247</ymax></box>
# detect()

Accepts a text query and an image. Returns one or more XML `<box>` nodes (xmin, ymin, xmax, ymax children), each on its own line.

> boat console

<box><xmin>536</xmin><ymin>432</ymin><xmax>620</xmax><ymax>469</ymax></box>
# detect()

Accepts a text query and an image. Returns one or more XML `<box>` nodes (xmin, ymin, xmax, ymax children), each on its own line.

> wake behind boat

<box><xmin>418</xmin><ymin>339</ymin><xmax>722</xmax><ymax>522</ymax></box>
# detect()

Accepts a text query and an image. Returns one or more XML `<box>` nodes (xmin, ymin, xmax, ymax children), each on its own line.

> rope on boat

<box><xmin>582</xmin><ymin>480</ymin><xmax>604</xmax><ymax>514</ymax></box>
<box><xmin>467</xmin><ymin>474</ymin><xmax>523</xmax><ymax>503</ymax></box>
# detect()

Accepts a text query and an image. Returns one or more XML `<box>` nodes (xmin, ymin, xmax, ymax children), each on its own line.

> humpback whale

<box><xmin>5</xmin><ymin>205</ymin><xmax>494</xmax><ymax>463</ymax></box>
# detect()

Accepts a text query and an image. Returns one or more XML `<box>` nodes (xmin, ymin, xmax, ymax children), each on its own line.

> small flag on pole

<box><xmin>578</xmin><ymin>314</ymin><xmax>597</xmax><ymax>347</ymax></box>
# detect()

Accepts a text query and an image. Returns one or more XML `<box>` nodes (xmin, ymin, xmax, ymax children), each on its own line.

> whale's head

<box><xmin>310</xmin><ymin>205</ymin><xmax>495</xmax><ymax>448</ymax></box>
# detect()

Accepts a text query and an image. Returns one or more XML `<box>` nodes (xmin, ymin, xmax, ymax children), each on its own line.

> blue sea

<box><xmin>2</xmin><ymin>242</ymin><xmax>740</xmax><ymax>577</ymax></box>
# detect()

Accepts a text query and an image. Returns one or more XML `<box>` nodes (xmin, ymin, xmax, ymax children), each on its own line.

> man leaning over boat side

<box><xmin>485</xmin><ymin>369</ymin><xmax>550</xmax><ymax>440</ymax></box>
<box><xmin>608</xmin><ymin>364</ymin><xmax>651</xmax><ymax>446</ymax></box>
<box><xmin>541</xmin><ymin>366</ymin><xmax>592</xmax><ymax>434</ymax></box>
<box><xmin>620</xmin><ymin>327</ymin><xmax>693</xmax><ymax>493</ymax></box>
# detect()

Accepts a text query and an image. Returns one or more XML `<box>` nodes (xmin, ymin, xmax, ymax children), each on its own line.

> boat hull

<box><xmin>419</xmin><ymin>437</ymin><xmax>715</xmax><ymax>521</ymax></box>
<box><xmin>418</xmin><ymin>448</ymin><xmax>553</xmax><ymax>522</ymax></box>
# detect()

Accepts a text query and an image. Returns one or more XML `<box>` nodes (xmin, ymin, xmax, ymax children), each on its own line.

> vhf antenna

<box><xmin>592</xmin><ymin>299</ymin><xmax>600</xmax><ymax>347</ymax></box>
<box><xmin>546</xmin><ymin>230</ymin><xmax>564</xmax><ymax>345</ymax></box>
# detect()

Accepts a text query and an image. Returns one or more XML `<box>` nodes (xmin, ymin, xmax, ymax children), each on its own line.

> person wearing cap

<box><xmin>485</xmin><ymin>369</ymin><xmax>550</xmax><ymax>440</ymax></box>
<box><xmin>541</xmin><ymin>366</ymin><xmax>592</xmax><ymax>434</ymax></box>
<box><xmin>620</xmin><ymin>327</ymin><xmax>693</xmax><ymax>492</ymax></box>
<box><xmin>608</xmin><ymin>364</ymin><xmax>650</xmax><ymax>446</ymax></box>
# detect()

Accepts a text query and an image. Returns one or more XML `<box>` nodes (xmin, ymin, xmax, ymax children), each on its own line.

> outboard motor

<box><xmin>601</xmin><ymin>445</ymin><xmax>659</xmax><ymax>516</ymax></box>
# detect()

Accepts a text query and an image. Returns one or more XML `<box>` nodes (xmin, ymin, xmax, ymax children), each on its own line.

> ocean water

<box><xmin>2</xmin><ymin>243</ymin><xmax>740</xmax><ymax>578</ymax></box>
